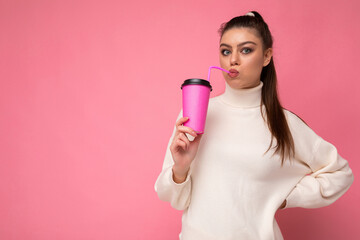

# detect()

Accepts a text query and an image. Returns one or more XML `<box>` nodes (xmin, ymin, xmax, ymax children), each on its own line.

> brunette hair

<box><xmin>218</xmin><ymin>11</ymin><xmax>297</xmax><ymax>166</ymax></box>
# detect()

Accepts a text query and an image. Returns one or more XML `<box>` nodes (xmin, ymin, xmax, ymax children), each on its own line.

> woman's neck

<box><xmin>219</xmin><ymin>81</ymin><xmax>263</xmax><ymax>108</ymax></box>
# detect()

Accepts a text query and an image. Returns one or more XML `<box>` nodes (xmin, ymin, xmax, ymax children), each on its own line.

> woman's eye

<box><xmin>242</xmin><ymin>48</ymin><xmax>252</xmax><ymax>54</ymax></box>
<box><xmin>222</xmin><ymin>49</ymin><xmax>231</xmax><ymax>56</ymax></box>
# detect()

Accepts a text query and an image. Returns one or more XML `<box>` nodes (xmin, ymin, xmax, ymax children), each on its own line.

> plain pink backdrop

<box><xmin>1</xmin><ymin>0</ymin><xmax>359</xmax><ymax>239</ymax></box>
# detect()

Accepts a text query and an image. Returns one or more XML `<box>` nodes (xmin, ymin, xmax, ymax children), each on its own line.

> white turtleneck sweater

<box><xmin>154</xmin><ymin>81</ymin><xmax>354</xmax><ymax>240</ymax></box>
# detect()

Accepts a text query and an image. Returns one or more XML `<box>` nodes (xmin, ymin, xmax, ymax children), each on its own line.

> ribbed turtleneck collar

<box><xmin>219</xmin><ymin>81</ymin><xmax>263</xmax><ymax>108</ymax></box>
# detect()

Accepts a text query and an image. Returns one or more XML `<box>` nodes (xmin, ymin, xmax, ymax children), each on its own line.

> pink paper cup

<box><xmin>181</xmin><ymin>79</ymin><xmax>212</xmax><ymax>134</ymax></box>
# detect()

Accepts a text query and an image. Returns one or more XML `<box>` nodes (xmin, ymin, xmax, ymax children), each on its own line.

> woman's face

<box><xmin>219</xmin><ymin>27</ymin><xmax>272</xmax><ymax>89</ymax></box>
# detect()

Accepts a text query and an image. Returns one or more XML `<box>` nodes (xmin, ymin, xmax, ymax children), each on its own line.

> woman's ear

<box><xmin>263</xmin><ymin>48</ymin><xmax>273</xmax><ymax>67</ymax></box>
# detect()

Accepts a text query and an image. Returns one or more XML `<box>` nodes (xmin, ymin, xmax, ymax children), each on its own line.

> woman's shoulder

<box><xmin>283</xmin><ymin>108</ymin><xmax>320</xmax><ymax>143</ymax></box>
<box><xmin>283</xmin><ymin>108</ymin><xmax>309</xmax><ymax>127</ymax></box>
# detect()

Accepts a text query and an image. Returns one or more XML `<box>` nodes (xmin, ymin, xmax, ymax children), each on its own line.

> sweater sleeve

<box><xmin>154</xmin><ymin>109</ymin><xmax>192</xmax><ymax>210</ymax></box>
<box><xmin>283</xmin><ymin>135</ymin><xmax>354</xmax><ymax>209</ymax></box>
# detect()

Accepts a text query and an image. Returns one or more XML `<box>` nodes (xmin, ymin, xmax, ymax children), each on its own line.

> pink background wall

<box><xmin>1</xmin><ymin>0</ymin><xmax>359</xmax><ymax>239</ymax></box>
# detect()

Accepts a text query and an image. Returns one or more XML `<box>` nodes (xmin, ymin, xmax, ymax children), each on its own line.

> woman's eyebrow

<box><xmin>219</xmin><ymin>41</ymin><xmax>257</xmax><ymax>48</ymax></box>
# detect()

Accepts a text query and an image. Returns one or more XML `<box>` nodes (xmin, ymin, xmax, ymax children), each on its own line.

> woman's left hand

<box><xmin>278</xmin><ymin>200</ymin><xmax>287</xmax><ymax>210</ymax></box>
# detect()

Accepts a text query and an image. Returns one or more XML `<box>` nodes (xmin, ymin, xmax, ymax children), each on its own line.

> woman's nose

<box><xmin>230</xmin><ymin>52</ymin><xmax>240</xmax><ymax>66</ymax></box>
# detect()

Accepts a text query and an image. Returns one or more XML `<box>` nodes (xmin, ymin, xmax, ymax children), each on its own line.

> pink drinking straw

<box><xmin>207</xmin><ymin>66</ymin><xmax>230</xmax><ymax>82</ymax></box>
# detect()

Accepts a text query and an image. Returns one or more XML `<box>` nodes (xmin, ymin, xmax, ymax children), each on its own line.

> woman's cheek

<box><xmin>249</xmin><ymin>58</ymin><xmax>264</xmax><ymax>75</ymax></box>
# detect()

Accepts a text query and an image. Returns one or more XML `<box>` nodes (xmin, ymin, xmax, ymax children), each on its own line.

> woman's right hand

<box><xmin>170</xmin><ymin>117</ymin><xmax>203</xmax><ymax>183</ymax></box>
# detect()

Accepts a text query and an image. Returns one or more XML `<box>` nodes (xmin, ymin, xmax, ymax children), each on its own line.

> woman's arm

<box><xmin>283</xmin><ymin>137</ymin><xmax>354</xmax><ymax>209</ymax></box>
<box><xmin>154</xmin><ymin>110</ymin><xmax>193</xmax><ymax>210</ymax></box>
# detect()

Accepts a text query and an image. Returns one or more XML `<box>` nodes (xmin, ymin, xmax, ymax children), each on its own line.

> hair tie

<box><xmin>245</xmin><ymin>12</ymin><xmax>255</xmax><ymax>17</ymax></box>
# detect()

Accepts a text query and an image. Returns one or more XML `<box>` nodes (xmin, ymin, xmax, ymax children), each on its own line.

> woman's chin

<box><xmin>226</xmin><ymin>77</ymin><xmax>242</xmax><ymax>84</ymax></box>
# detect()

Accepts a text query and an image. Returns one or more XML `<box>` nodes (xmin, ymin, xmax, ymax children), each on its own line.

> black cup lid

<box><xmin>181</xmin><ymin>78</ymin><xmax>212</xmax><ymax>91</ymax></box>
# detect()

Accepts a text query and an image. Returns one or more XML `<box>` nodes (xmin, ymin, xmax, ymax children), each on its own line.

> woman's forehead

<box><xmin>220</xmin><ymin>28</ymin><xmax>261</xmax><ymax>45</ymax></box>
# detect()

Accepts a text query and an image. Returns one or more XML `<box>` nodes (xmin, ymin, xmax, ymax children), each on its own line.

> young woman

<box><xmin>155</xmin><ymin>11</ymin><xmax>354</xmax><ymax>240</ymax></box>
